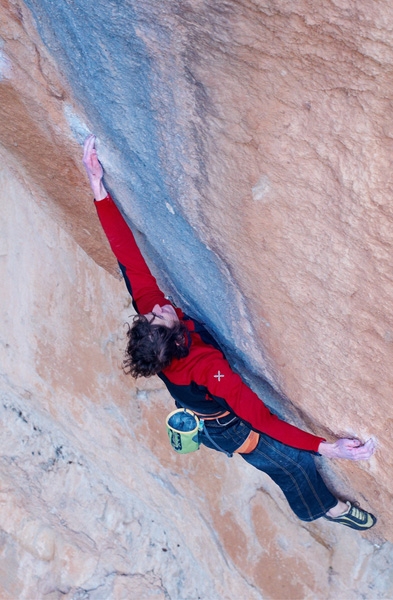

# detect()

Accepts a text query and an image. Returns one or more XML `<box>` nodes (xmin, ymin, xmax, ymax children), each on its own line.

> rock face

<box><xmin>1</xmin><ymin>0</ymin><xmax>393</xmax><ymax>598</ymax></box>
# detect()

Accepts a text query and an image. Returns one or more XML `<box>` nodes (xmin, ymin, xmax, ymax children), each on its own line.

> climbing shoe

<box><xmin>324</xmin><ymin>501</ymin><xmax>377</xmax><ymax>530</ymax></box>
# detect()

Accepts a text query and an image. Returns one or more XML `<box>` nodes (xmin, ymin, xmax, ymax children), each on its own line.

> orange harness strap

<box><xmin>234</xmin><ymin>430</ymin><xmax>260</xmax><ymax>454</ymax></box>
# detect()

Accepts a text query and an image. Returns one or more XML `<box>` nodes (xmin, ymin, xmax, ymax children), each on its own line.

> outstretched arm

<box><xmin>82</xmin><ymin>135</ymin><xmax>168</xmax><ymax>313</ymax></box>
<box><xmin>195</xmin><ymin>351</ymin><xmax>376</xmax><ymax>459</ymax></box>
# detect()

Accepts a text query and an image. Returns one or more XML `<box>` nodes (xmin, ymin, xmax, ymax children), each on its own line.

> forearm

<box><xmin>91</xmin><ymin>180</ymin><xmax>108</xmax><ymax>201</ymax></box>
<box><xmin>95</xmin><ymin>194</ymin><xmax>167</xmax><ymax>313</ymax></box>
<box><xmin>232</xmin><ymin>384</ymin><xmax>325</xmax><ymax>452</ymax></box>
<box><xmin>245</xmin><ymin>408</ymin><xmax>325</xmax><ymax>452</ymax></box>
<box><xmin>318</xmin><ymin>441</ymin><xmax>342</xmax><ymax>458</ymax></box>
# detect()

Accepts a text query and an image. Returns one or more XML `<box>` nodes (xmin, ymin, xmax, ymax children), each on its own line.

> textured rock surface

<box><xmin>2</xmin><ymin>149</ymin><xmax>392</xmax><ymax>599</ymax></box>
<box><xmin>0</xmin><ymin>152</ymin><xmax>264</xmax><ymax>599</ymax></box>
<box><xmin>2</xmin><ymin>0</ymin><xmax>393</xmax><ymax>597</ymax></box>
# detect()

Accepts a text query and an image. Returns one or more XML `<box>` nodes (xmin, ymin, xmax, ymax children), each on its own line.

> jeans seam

<box><xmin>205</xmin><ymin>422</ymin><xmax>250</xmax><ymax>447</ymax></box>
<box><xmin>244</xmin><ymin>437</ymin><xmax>333</xmax><ymax>520</ymax></box>
<box><xmin>248</xmin><ymin>445</ymin><xmax>314</xmax><ymax>520</ymax></box>
<box><xmin>262</xmin><ymin>438</ymin><xmax>330</xmax><ymax>516</ymax></box>
<box><xmin>203</xmin><ymin>425</ymin><xmax>335</xmax><ymax>521</ymax></box>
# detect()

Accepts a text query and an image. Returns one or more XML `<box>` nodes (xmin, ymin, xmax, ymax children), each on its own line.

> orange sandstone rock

<box><xmin>1</xmin><ymin>1</ymin><xmax>393</xmax><ymax>598</ymax></box>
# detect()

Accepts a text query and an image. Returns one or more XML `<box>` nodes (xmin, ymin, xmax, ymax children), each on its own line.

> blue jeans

<box><xmin>200</xmin><ymin>419</ymin><xmax>337</xmax><ymax>521</ymax></box>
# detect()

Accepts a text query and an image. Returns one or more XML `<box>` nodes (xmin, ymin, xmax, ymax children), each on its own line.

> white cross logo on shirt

<box><xmin>214</xmin><ymin>371</ymin><xmax>224</xmax><ymax>382</ymax></box>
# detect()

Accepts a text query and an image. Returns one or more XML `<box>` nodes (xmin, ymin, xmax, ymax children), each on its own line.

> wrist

<box><xmin>92</xmin><ymin>181</ymin><xmax>108</xmax><ymax>201</ymax></box>
<box><xmin>318</xmin><ymin>441</ymin><xmax>337</xmax><ymax>458</ymax></box>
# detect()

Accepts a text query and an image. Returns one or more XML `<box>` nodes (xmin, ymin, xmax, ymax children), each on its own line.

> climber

<box><xmin>83</xmin><ymin>134</ymin><xmax>377</xmax><ymax>530</ymax></box>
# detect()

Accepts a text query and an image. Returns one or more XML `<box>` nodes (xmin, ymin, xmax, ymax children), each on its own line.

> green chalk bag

<box><xmin>166</xmin><ymin>408</ymin><xmax>202</xmax><ymax>454</ymax></box>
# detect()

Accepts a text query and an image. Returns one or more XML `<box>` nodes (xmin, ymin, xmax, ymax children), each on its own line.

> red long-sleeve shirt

<box><xmin>96</xmin><ymin>195</ymin><xmax>324</xmax><ymax>452</ymax></box>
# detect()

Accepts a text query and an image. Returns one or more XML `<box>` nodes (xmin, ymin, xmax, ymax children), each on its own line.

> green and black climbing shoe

<box><xmin>324</xmin><ymin>501</ymin><xmax>376</xmax><ymax>530</ymax></box>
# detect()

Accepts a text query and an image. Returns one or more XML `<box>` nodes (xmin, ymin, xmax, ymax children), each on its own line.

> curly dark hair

<box><xmin>123</xmin><ymin>314</ymin><xmax>190</xmax><ymax>378</ymax></box>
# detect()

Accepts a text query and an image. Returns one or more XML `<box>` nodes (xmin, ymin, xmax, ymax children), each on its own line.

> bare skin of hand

<box><xmin>83</xmin><ymin>134</ymin><xmax>108</xmax><ymax>201</ymax></box>
<box><xmin>318</xmin><ymin>437</ymin><xmax>375</xmax><ymax>461</ymax></box>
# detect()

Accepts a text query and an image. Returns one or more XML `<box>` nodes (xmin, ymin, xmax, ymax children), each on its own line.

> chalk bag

<box><xmin>166</xmin><ymin>408</ymin><xmax>202</xmax><ymax>454</ymax></box>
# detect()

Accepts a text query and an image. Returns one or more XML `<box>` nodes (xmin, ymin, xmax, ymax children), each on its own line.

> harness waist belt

<box><xmin>193</xmin><ymin>408</ymin><xmax>259</xmax><ymax>454</ymax></box>
<box><xmin>192</xmin><ymin>410</ymin><xmax>231</xmax><ymax>421</ymax></box>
